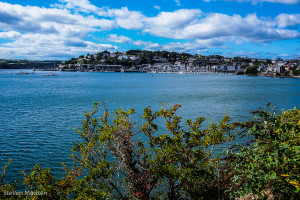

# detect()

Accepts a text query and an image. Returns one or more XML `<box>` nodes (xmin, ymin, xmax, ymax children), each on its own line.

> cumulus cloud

<box><xmin>0</xmin><ymin>1</ymin><xmax>299</xmax><ymax>59</ymax></box>
<box><xmin>0</xmin><ymin>2</ymin><xmax>116</xmax><ymax>35</ymax></box>
<box><xmin>143</xmin><ymin>12</ymin><xmax>300</xmax><ymax>43</ymax></box>
<box><xmin>0</xmin><ymin>31</ymin><xmax>21</xmax><ymax>39</ymax></box>
<box><xmin>276</xmin><ymin>14</ymin><xmax>300</xmax><ymax>28</ymax></box>
<box><xmin>0</xmin><ymin>2</ymin><xmax>118</xmax><ymax>59</ymax></box>
<box><xmin>108</xmin><ymin>7</ymin><xmax>146</xmax><ymax>30</ymax></box>
<box><xmin>133</xmin><ymin>40</ymin><xmax>160</xmax><ymax>49</ymax></box>
<box><xmin>0</xmin><ymin>33</ymin><xmax>117</xmax><ymax>60</ymax></box>
<box><xmin>108</xmin><ymin>34</ymin><xmax>132</xmax><ymax>43</ymax></box>
<box><xmin>57</xmin><ymin>0</ymin><xmax>98</xmax><ymax>13</ymax></box>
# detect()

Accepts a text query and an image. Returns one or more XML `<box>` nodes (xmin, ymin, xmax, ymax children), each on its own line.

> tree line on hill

<box><xmin>0</xmin><ymin>60</ymin><xmax>62</xmax><ymax>69</ymax></box>
<box><xmin>64</xmin><ymin>50</ymin><xmax>270</xmax><ymax>67</ymax></box>
<box><xmin>65</xmin><ymin>50</ymin><xmax>194</xmax><ymax>66</ymax></box>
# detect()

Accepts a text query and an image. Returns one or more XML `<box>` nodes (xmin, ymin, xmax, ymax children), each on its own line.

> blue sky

<box><xmin>0</xmin><ymin>0</ymin><xmax>299</xmax><ymax>60</ymax></box>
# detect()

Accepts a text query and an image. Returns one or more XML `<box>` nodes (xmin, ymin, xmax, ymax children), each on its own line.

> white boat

<box><xmin>41</xmin><ymin>72</ymin><xmax>58</xmax><ymax>76</ymax></box>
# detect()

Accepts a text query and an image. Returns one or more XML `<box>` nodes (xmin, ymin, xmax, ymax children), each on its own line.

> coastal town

<box><xmin>2</xmin><ymin>50</ymin><xmax>299</xmax><ymax>78</ymax></box>
<box><xmin>53</xmin><ymin>50</ymin><xmax>300</xmax><ymax>78</ymax></box>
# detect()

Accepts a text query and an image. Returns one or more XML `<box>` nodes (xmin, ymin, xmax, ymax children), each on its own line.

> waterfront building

<box><xmin>94</xmin><ymin>65</ymin><xmax>123</xmax><ymax>72</ymax></box>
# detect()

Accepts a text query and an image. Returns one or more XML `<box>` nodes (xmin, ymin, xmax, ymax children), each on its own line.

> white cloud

<box><xmin>108</xmin><ymin>7</ymin><xmax>146</xmax><ymax>30</ymax></box>
<box><xmin>0</xmin><ymin>33</ymin><xmax>118</xmax><ymax>60</ymax></box>
<box><xmin>0</xmin><ymin>2</ymin><xmax>116</xmax><ymax>35</ymax></box>
<box><xmin>143</xmin><ymin>12</ymin><xmax>300</xmax><ymax>43</ymax></box>
<box><xmin>276</xmin><ymin>14</ymin><xmax>300</xmax><ymax>28</ymax></box>
<box><xmin>147</xmin><ymin>9</ymin><xmax>202</xmax><ymax>29</ymax></box>
<box><xmin>58</xmin><ymin>0</ymin><xmax>98</xmax><ymax>13</ymax></box>
<box><xmin>1</xmin><ymin>2</ymin><xmax>297</xmax><ymax>46</ymax></box>
<box><xmin>0</xmin><ymin>1</ymin><xmax>299</xmax><ymax>59</ymax></box>
<box><xmin>108</xmin><ymin>34</ymin><xmax>132</xmax><ymax>43</ymax></box>
<box><xmin>154</xmin><ymin>5</ymin><xmax>161</xmax><ymax>10</ymax></box>
<box><xmin>0</xmin><ymin>31</ymin><xmax>21</xmax><ymax>39</ymax></box>
<box><xmin>133</xmin><ymin>40</ymin><xmax>160</xmax><ymax>49</ymax></box>
<box><xmin>0</xmin><ymin>2</ymin><xmax>118</xmax><ymax>59</ymax></box>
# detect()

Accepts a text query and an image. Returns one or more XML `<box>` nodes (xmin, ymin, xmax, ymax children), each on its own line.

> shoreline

<box><xmin>2</xmin><ymin>68</ymin><xmax>300</xmax><ymax>79</ymax></box>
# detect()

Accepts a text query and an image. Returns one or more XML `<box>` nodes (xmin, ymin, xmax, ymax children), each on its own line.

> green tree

<box><xmin>68</xmin><ymin>103</ymin><xmax>235</xmax><ymax>199</ymax></box>
<box><xmin>245</xmin><ymin>65</ymin><xmax>258</xmax><ymax>74</ymax></box>
<box><xmin>221</xmin><ymin>105</ymin><xmax>300</xmax><ymax>199</ymax></box>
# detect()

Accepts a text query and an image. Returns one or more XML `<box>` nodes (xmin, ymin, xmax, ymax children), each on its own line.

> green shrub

<box><xmin>221</xmin><ymin>104</ymin><xmax>300</xmax><ymax>199</ymax></box>
<box><xmin>1</xmin><ymin>103</ymin><xmax>299</xmax><ymax>199</ymax></box>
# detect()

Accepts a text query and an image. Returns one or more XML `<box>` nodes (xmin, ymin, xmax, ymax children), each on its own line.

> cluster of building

<box><xmin>56</xmin><ymin>63</ymin><xmax>243</xmax><ymax>74</ymax></box>
<box><xmin>55</xmin><ymin>52</ymin><xmax>300</xmax><ymax>77</ymax></box>
<box><xmin>257</xmin><ymin>58</ymin><xmax>299</xmax><ymax>76</ymax></box>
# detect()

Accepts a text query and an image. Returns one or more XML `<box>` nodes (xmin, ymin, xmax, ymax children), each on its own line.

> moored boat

<box><xmin>41</xmin><ymin>72</ymin><xmax>58</xmax><ymax>76</ymax></box>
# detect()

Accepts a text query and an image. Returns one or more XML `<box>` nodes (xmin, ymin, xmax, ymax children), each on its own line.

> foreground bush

<box><xmin>0</xmin><ymin>103</ymin><xmax>299</xmax><ymax>199</ymax></box>
<box><xmin>221</xmin><ymin>104</ymin><xmax>300</xmax><ymax>199</ymax></box>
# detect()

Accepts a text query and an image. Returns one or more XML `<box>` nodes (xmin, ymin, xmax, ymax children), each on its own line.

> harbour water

<box><xmin>1</xmin><ymin>69</ymin><xmax>300</xmax><ymax>180</ymax></box>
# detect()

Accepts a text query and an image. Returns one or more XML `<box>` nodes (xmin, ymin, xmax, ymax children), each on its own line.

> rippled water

<box><xmin>1</xmin><ymin>69</ymin><xmax>300</xmax><ymax>180</ymax></box>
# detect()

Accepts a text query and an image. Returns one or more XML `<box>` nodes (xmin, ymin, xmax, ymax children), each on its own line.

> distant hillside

<box><xmin>0</xmin><ymin>59</ymin><xmax>62</xmax><ymax>69</ymax></box>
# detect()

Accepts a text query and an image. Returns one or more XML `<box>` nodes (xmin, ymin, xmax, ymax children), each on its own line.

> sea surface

<box><xmin>1</xmin><ymin>69</ymin><xmax>300</xmax><ymax>181</ymax></box>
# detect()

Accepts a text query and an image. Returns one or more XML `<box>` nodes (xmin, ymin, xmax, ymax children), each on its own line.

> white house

<box><xmin>118</xmin><ymin>55</ymin><xmax>128</xmax><ymax>60</ymax></box>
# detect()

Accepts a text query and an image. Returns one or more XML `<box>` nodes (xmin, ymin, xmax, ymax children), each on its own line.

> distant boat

<box><xmin>17</xmin><ymin>71</ymin><xmax>31</xmax><ymax>75</ymax></box>
<box><xmin>41</xmin><ymin>72</ymin><xmax>58</xmax><ymax>76</ymax></box>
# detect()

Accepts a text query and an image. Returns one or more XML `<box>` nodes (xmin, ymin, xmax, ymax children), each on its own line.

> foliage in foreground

<box><xmin>0</xmin><ymin>103</ymin><xmax>299</xmax><ymax>199</ymax></box>
<box><xmin>222</xmin><ymin>105</ymin><xmax>300</xmax><ymax>199</ymax></box>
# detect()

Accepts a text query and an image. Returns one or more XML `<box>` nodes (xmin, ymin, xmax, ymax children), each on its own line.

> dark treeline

<box><xmin>0</xmin><ymin>59</ymin><xmax>62</xmax><ymax>69</ymax></box>
<box><xmin>65</xmin><ymin>50</ymin><xmax>195</xmax><ymax>66</ymax></box>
